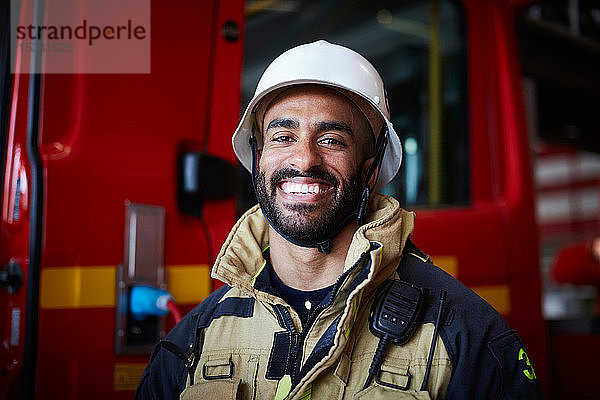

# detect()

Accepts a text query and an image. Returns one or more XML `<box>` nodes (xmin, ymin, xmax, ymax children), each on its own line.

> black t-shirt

<box><xmin>266</xmin><ymin>253</ymin><xmax>334</xmax><ymax>326</ymax></box>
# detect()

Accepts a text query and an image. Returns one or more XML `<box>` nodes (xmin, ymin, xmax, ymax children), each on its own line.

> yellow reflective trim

<box><xmin>41</xmin><ymin>266</ymin><xmax>115</xmax><ymax>309</ymax></box>
<box><xmin>41</xmin><ymin>264</ymin><xmax>212</xmax><ymax>309</ymax></box>
<box><xmin>471</xmin><ymin>285</ymin><xmax>511</xmax><ymax>315</ymax></box>
<box><xmin>345</xmin><ymin>300</ymin><xmax>355</xmax><ymax>339</ymax></box>
<box><xmin>274</xmin><ymin>375</ymin><xmax>292</xmax><ymax>400</ymax></box>
<box><xmin>251</xmin><ymin>260</ymin><xmax>267</xmax><ymax>287</ymax></box>
<box><xmin>345</xmin><ymin>288</ymin><xmax>365</xmax><ymax>340</ymax></box>
<box><xmin>518</xmin><ymin>348</ymin><xmax>537</xmax><ymax>380</ymax></box>
<box><xmin>431</xmin><ymin>255</ymin><xmax>458</xmax><ymax>277</ymax></box>
<box><xmin>354</xmin><ymin>289</ymin><xmax>364</xmax><ymax>320</ymax></box>
<box><xmin>299</xmin><ymin>383</ymin><xmax>312</xmax><ymax>399</ymax></box>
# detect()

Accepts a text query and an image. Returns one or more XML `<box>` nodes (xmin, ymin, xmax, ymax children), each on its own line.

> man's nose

<box><xmin>288</xmin><ymin>138</ymin><xmax>322</xmax><ymax>171</ymax></box>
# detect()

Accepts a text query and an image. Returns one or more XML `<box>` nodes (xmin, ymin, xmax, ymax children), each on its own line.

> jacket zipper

<box><xmin>284</xmin><ymin>251</ymin><xmax>370</xmax><ymax>387</ymax></box>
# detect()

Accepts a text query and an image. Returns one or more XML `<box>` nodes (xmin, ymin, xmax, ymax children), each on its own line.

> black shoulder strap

<box><xmin>156</xmin><ymin>310</ymin><xmax>205</xmax><ymax>385</ymax></box>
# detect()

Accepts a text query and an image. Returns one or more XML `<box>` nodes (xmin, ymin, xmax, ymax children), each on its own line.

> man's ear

<box><xmin>361</xmin><ymin>155</ymin><xmax>379</xmax><ymax>188</ymax></box>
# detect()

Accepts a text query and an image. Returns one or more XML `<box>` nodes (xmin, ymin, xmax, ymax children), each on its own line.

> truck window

<box><xmin>240</xmin><ymin>0</ymin><xmax>469</xmax><ymax>212</ymax></box>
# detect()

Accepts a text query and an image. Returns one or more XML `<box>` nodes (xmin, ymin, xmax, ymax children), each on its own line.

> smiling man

<box><xmin>255</xmin><ymin>85</ymin><xmax>375</xmax><ymax>292</ymax></box>
<box><xmin>136</xmin><ymin>41</ymin><xmax>543</xmax><ymax>400</ymax></box>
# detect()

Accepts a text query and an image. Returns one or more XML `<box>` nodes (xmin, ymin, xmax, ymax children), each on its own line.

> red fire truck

<box><xmin>2</xmin><ymin>0</ymin><xmax>598</xmax><ymax>398</ymax></box>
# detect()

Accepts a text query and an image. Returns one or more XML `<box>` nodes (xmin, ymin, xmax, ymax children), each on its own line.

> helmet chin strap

<box><xmin>358</xmin><ymin>126</ymin><xmax>389</xmax><ymax>225</ymax></box>
<box><xmin>249</xmin><ymin>126</ymin><xmax>388</xmax><ymax>255</ymax></box>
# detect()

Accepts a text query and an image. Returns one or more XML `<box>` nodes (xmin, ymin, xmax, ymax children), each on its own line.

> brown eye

<box><xmin>319</xmin><ymin>137</ymin><xmax>345</xmax><ymax>146</ymax></box>
<box><xmin>271</xmin><ymin>134</ymin><xmax>295</xmax><ymax>143</ymax></box>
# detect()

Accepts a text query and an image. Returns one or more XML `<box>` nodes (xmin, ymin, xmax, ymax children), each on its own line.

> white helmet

<box><xmin>232</xmin><ymin>40</ymin><xmax>402</xmax><ymax>189</ymax></box>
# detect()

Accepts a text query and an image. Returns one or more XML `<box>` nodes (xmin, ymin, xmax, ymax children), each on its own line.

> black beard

<box><xmin>255</xmin><ymin>166</ymin><xmax>363</xmax><ymax>244</ymax></box>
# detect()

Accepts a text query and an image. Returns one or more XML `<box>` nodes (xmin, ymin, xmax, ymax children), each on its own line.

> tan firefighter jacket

<box><xmin>136</xmin><ymin>194</ymin><xmax>544</xmax><ymax>400</ymax></box>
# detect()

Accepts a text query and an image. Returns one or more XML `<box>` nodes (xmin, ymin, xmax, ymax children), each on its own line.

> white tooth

<box><xmin>293</xmin><ymin>183</ymin><xmax>302</xmax><ymax>193</ymax></box>
<box><xmin>308</xmin><ymin>185</ymin><xmax>315</xmax><ymax>193</ymax></box>
<box><xmin>302</xmin><ymin>184</ymin><xmax>308</xmax><ymax>193</ymax></box>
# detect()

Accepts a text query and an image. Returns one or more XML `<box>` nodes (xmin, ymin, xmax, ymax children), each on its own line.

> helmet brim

<box><xmin>232</xmin><ymin>79</ymin><xmax>402</xmax><ymax>190</ymax></box>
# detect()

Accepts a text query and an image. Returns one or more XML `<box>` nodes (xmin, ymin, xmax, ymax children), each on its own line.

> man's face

<box><xmin>255</xmin><ymin>85</ymin><xmax>373</xmax><ymax>243</ymax></box>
